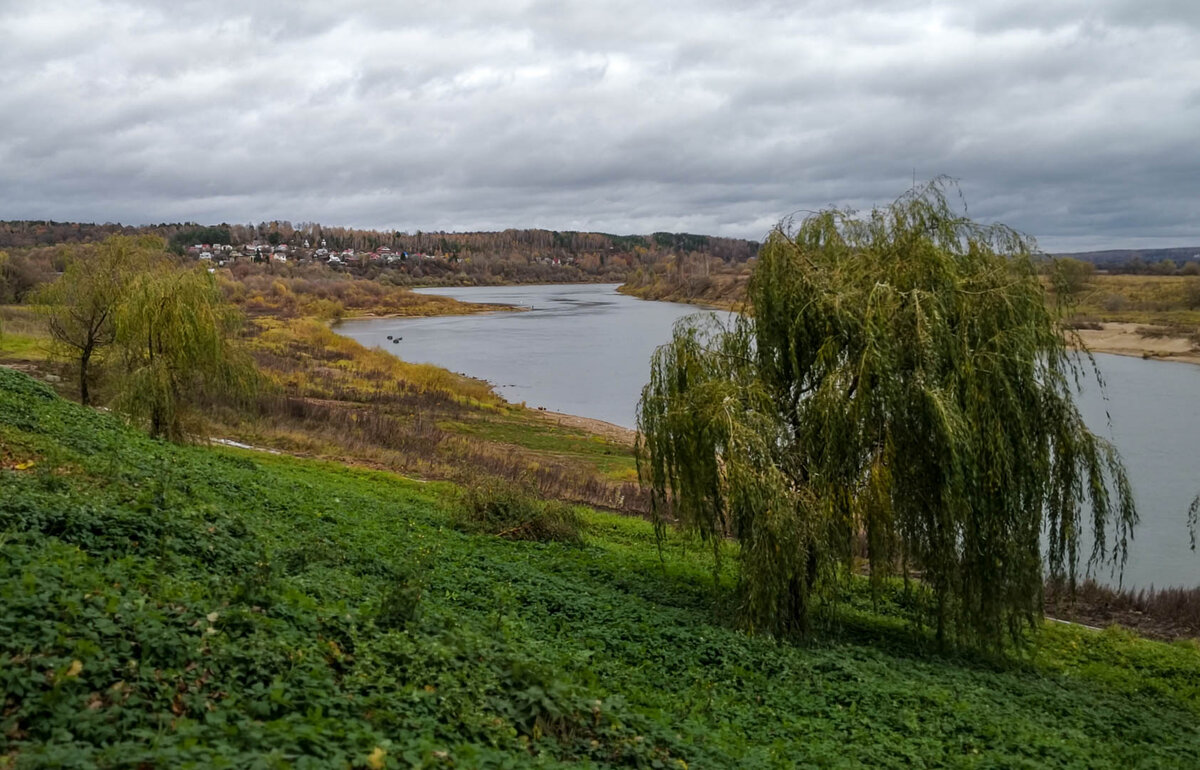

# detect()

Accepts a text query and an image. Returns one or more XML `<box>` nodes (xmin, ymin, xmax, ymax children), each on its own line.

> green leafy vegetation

<box><xmin>638</xmin><ymin>181</ymin><xmax>1135</xmax><ymax>650</ymax></box>
<box><xmin>2</xmin><ymin>365</ymin><xmax>1199</xmax><ymax>767</ymax></box>
<box><xmin>452</xmin><ymin>477</ymin><xmax>584</xmax><ymax>544</ymax></box>
<box><xmin>27</xmin><ymin>235</ymin><xmax>257</xmax><ymax>439</ymax></box>
<box><xmin>35</xmin><ymin>235</ymin><xmax>165</xmax><ymax>405</ymax></box>
<box><xmin>110</xmin><ymin>265</ymin><xmax>257</xmax><ymax>440</ymax></box>
<box><xmin>167</xmin><ymin>226</ymin><xmax>232</xmax><ymax>255</ymax></box>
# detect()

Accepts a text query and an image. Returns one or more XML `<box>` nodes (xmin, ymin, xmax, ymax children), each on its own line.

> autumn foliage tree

<box><xmin>637</xmin><ymin>181</ymin><xmax>1137</xmax><ymax>650</ymax></box>
<box><xmin>37</xmin><ymin>235</ymin><xmax>164</xmax><ymax>404</ymax></box>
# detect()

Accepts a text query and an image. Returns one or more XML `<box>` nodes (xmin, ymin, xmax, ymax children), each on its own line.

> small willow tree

<box><xmin>112</xmin><ymin>266</ymin><xmax>256</xmax><ymax>441</ymax></box>
<box><xmin>37</xmin><ymin>235</ymin><xmax>165</xmax><ymax>405</ymax></box>
<box><xmin>637</xmin><ymin>181</ymin><xmax>1136</xmax><ymax>649</ymax></box>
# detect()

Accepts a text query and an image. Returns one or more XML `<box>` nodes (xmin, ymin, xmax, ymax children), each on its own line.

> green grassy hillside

<box><xmin>2</xmin><ymin>366</ymin><xmax>1199</xmax><ymax>768</ymax></box>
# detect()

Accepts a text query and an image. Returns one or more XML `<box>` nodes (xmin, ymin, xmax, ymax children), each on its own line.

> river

<box><xmin>338</xmin><ymin>283</ymin><xmax>703</xmax><ymax>427</ymax></box>
<box><xmin>336</xmin><ymin>283</ymin><xmax>1200</xmax><ymax>590</ymax></box>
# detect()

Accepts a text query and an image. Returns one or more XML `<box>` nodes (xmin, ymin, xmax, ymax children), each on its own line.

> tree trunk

<box><xmin>79</xmin><ymin>346</ymin><xmax>92</xmax><ymax>406</ymax></box>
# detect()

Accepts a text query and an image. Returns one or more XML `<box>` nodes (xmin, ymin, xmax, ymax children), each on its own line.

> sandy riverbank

<box><xmin>1073</xmin><ymin>322</ymin><xmax>1200</xmax><ymax>365</ymax></box>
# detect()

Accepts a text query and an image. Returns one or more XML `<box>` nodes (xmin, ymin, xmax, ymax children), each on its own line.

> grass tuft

<box><xmin>453</xmin><ymin>477</ymin><xmax>585</xmax><ymax>544</ymax></box>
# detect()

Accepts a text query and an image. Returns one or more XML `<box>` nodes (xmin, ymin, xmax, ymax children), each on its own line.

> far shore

<box><xmin>335</xmin><ymin>302</ymin><xmax>523</xmax><ymax>322</ymax></box>
<box><xmin>1073</xmin><ymin>322</ymin><xmax>1200</xmax><ymax>365</ymax></box>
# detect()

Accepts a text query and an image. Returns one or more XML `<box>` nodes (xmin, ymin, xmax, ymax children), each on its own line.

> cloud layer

<box><xmin>1</xmin><ymin>0</ymin><xmax>1197</xmax><ymax>250</ymax></box>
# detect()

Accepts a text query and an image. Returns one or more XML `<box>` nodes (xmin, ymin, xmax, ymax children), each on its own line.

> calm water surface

<box><xmin>338</xmin><ymin>284</ymin><xmax>705</xmax><ymax>427</ymax></box>
<box><xmin>336</xmin><ymin>283</ymin><xmax>1200</xmax><ymax>589</ymax></box>
<box><xmin>1072</xmin><ymin>354</ymin><xmax>1200</xmax><ymax>590</ymax></box>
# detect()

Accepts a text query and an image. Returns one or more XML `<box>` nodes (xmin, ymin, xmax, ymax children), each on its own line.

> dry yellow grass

<box><xmin>219</xmin><ymin>265</ymin><xmax>509</xmax><ymax>321</ymax></box>
<box><xmin>0</xmin><ymin>304</ymin><xmax>49</xmax><ymax>337</ymax></box>
<box><xmin>1059</xmin><ymin>274</ymin><xmax>1200</xmax><ymax>327</ymax></box>
<box><xmin>251</xmin><ymin>317</ymin><xmax>501</xmax><ymax>407</ymax></box>
<box><xmin>1049</xmin><ymin>274</ymin><xmax>1200</xmax><ymax>361</ymax></box>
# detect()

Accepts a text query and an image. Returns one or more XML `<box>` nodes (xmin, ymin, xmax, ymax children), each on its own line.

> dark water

<box><xmin>336</xmin><ymin>283</ymin><xmax>1200</xmax><ymax>589</ymax></box>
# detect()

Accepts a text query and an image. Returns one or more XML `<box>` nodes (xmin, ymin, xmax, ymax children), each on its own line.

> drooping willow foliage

<box><xmin>636</xmin><ymin>180</ymin><xmax>1137</xmax><ymax>649</ymax></box>
<box><xmin>112</xmin><ymin>267</ymin><xmax>256</xmax><ymax>441</ymax></box>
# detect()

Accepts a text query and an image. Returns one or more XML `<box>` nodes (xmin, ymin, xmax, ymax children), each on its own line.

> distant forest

<box><xmin>1054</xmin><ymin>246</ymin><xmax>1200</xmax><ymax>272</ymax></box>
<box><xmin>6</xmin><ymin>220</ymin><xmax>1194</xmax><ymax>279</ymax></box>
<box><xmin>0</xmin><ymin>220</ymin><xmax>757</xmax><ymax>262</ymax></box>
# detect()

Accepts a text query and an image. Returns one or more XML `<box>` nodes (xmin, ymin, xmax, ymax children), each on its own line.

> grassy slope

<box><xmin>0</xmin><ymin>333</ymin><xmax>43</xmax><ymax>360</ymax></box>
<box><xmin>2</xmin><ymin>367</ymin><xmax>1200</xmax><ymax>768</ymax></box>
<box><xmin>0</xmin><ymin>307</ymin><xmax>51</xmax><ymax>361</ymax></box>
<box><xmin>1</xmin><ymin>300</ymin><xmax>640</xmax><ymax>505</ymax></box>
<box><xmin>229</xmin><ymin>318</ymin><xmax>642</xmax><ymax>505</ymax></box>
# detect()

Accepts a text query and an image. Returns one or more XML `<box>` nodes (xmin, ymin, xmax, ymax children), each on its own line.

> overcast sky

<box><xmin>1</xmin><ymin>0</ymin><xmax>1197</xmax><ymax>251</ymax></box>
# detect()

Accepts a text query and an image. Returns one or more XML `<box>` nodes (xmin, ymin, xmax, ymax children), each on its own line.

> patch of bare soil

<box><xmin>1045</xmin><ymin>580</ymin><xmax>1200</xmax><ymax>642</ymax></box>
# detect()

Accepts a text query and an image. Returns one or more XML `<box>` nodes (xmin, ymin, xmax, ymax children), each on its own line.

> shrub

<box><xmin>1101</xmin><ymin>292</ymin><xmax>1129</xmax><ymax>312</ymax></box>
<box><xmin>1183</xmin><ymin>278</ymin><xmax>1200</xmax><ymax>310</ymax></box>
<box><xmin>453</xmin><ymin>477</ymin><xmax>583</xmax><ymax>544</ymax></box>
<box><xmin>1053</xmin><ymin>256</ymin><xmax>1095</xmax><ymax>298</ymax></box>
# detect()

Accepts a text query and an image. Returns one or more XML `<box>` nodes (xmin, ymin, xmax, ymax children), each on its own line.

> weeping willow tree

<box><xmin>637</xmin><ymin>180</ymin><xmax>1136</xmax><ymax>649</ymax></box>
<box><xmin>112</xmin><ymin>266</ymin><xmax>256</xmax><ymax>441</ymax></box>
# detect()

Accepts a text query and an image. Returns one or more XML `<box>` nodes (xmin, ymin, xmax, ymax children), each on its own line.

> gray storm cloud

<box><xmin>0</xmin><ymin>0</ymin><xmax>1196</xmax><ymax>250</ymax></box>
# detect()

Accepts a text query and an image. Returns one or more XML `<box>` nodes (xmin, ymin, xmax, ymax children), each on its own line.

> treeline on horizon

<box><xmin>1055</xmin><ymin>246</ymin><xmax>1200</xmax><ymax>274</ymax></box>
<box><xmin>0</xmin><ymin>220</ymin><xmax>759</xmax><ymax>262</ymax></box>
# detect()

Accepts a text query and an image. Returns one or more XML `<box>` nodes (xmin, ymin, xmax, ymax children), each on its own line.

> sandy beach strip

<box><xmin>1072</xmin><ymin>322</ymin><xmax>1200</xmax><ymax>365</ymax></box>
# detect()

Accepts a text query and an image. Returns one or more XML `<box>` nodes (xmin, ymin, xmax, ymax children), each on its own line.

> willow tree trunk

<box><xmin>79</xmin><ymin>345</ymin><xmax>92</xmax><ymax>406</ymax></box>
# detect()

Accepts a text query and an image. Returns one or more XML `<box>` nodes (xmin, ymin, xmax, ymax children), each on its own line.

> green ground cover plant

<box><xmin>2</xmin><ymin>366</ymin><xmax>1199</xmax><ymax>767</ymax></box>
<box><xmin>453</xmin><ymin>478</ymin><xmax>585</xmax><ymax>544</ymax></box>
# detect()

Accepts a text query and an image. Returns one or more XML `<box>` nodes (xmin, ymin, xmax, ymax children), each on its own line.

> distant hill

<box><xmin>1054</xmin><ymin>247</ymin><xmax>1200</xmax><ymax>267</ymax></box>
